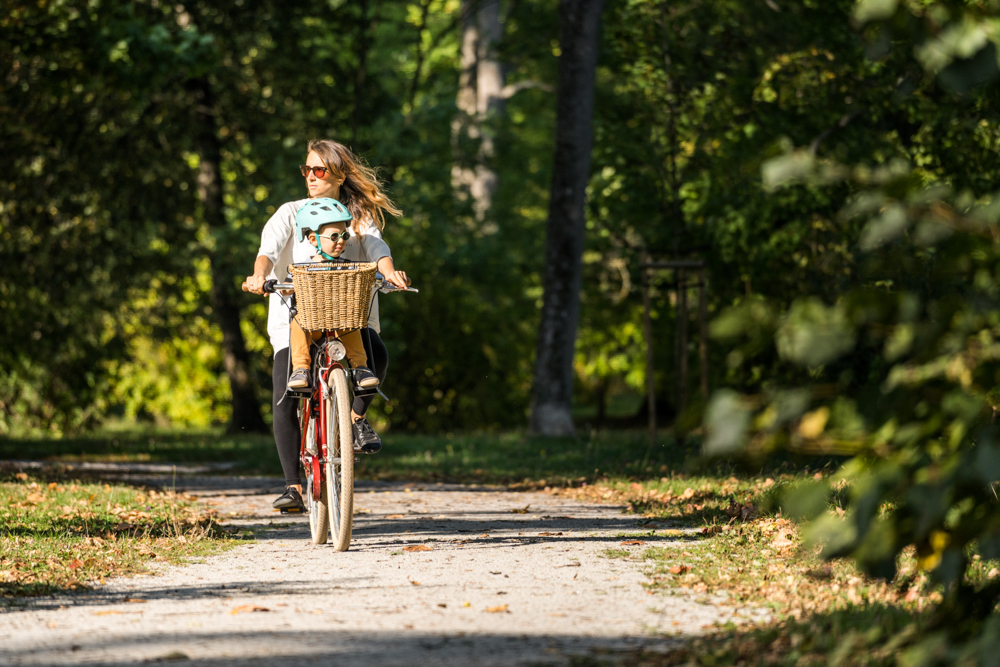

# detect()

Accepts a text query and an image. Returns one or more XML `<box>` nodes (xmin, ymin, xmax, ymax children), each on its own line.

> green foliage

<box><xmin>703</xmin><ymin>2</ymin><xmax>1000</xmax><ymax>662</ymax></box>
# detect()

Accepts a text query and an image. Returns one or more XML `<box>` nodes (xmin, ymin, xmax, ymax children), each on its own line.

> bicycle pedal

<box><xmin>277</xmin><ymin>507</ymin><xmax>304</xmax><ymax>514</ymax></box>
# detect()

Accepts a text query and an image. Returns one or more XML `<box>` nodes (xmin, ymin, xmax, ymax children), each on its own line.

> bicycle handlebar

<box><xmin>262</xmin><ymin>279</ymin><xmax>293</xmax><ymax>294</ymax></box>
<box><xmin>261</xmin><ymin>278</ymin><xmax>417</xmax><ymax>295</ymax></box>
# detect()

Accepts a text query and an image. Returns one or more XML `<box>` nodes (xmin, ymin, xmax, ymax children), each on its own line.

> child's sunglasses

<box><xmin>317</xmin><ymin>231</ymin><xmax>351</xmax><ymax>241</ymax></box>
<box><xmin>300</xmin><ymin>165</ymin><xmax>329</xmax><ymax>178</ymax></box>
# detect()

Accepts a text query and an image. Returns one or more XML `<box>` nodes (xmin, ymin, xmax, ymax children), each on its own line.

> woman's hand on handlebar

<box><xmin>242</xmin><ymin>274</ymin><xmax>267</xmax><ymax>295</ymax></box>
<box><xmin>383</xmin><ymin>270</ymin><xmax>411</xmax><ymax>288</ymax></box>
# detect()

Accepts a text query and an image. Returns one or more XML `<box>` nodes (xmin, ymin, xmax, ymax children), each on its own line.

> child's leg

<box><xmin>338</xmin><ymin>329</ymin><xmax>379</xmax><ymax>389</ymax></box>
<box><xmin>337</xmin><ymin>329</ymin><xmax>369</xmax><ymax>369</ymax></box>
<box><xmin>289</xmin><ymin>319</ymin><xmax>313</xmax><ymax>371</ymax></box>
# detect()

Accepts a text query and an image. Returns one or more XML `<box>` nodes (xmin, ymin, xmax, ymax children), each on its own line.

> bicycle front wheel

<box><xmin>326</xmin><ymin>367</ymin><xmax>354</xmax><ymax>551</ymax></box>
<box><xmin>303</xmin><ymin>409</ymin><xmax>330</xmax><ymax>545</ymax></box>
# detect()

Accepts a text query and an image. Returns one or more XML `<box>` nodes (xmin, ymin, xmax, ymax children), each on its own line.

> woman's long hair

<box><xmin>307</xmin><ymin>139</ymin><xmax>401</xmax><ymax>231</ymax></box>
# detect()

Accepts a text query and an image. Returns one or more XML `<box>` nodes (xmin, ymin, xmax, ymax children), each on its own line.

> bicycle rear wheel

<box><xmin>302</xmin><ymin>407</ymin><xmax>330</xmax><ymax>544</ymax></box>
<box><xmin>326</xmin><ymin>367</ymin><xmax>354</xmax><ymax>551</ymax></box>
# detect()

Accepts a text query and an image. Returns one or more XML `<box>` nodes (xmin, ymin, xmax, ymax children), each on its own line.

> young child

<box><xmin>287</xmin><ymin>199</ymin><xmax>379</xmax><ymax>391</ymax></box>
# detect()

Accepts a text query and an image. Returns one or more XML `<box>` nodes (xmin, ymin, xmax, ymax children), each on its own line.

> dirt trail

<box><xmin>1</xmin><ymin>475</ymin><xmax>765</xmax><ymax>666</ymax></box>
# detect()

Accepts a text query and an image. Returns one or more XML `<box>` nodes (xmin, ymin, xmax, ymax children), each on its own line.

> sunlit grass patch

<box><xmin>627</xmin><ymin>604</ymin><xmax>922</xmax><ymax>666</ymax></box>
<box><xmin>0</xmin><ymin>473</ymin><xmax>242</xmax><ymax>598</ymax></box>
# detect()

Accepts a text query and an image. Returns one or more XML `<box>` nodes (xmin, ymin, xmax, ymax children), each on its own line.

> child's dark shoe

<box><xmin>287</xmin><ymin>368</ymin><xmax>311</xmax><ymax>390</ymax></box>
<box><xmin>353</xmin><ymin>367</ymin><xmax>379</xmax><ymax>389</ymax></box>
<box><xmin>352</xmin><ymin>417</ymin><xmax>383</xmax><ymax>454</ymax></box>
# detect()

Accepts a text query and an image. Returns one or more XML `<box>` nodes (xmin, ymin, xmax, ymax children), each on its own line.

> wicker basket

<box><xmin>290</xmin><ymin>261</ymin><xmax>378</xmax><ymax>331</ymax></box>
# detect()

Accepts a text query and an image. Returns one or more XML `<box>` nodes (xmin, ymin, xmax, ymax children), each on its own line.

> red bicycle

<box><xmin>264</xmin><ymin>276</ymin><xmax>416</xmax><ymax>549</ymax></box>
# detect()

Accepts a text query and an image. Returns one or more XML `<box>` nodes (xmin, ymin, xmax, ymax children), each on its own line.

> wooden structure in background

<box><xmin>639</xmin><ymin>259</ymin><xmax>708</xmax><ymax>448</ymax></box>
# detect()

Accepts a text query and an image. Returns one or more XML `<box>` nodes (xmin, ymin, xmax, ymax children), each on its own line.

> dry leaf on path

<box><xmin>403</xmin><ymin>545</ymin><xmax>431</xmax><ymax>552</ymax></box>
<box><xmin>485</xmin><ymin>604</ymin><xmax>509</xmax><ymax>613</ymax></box>
<box><xmin>385</xmin><ymin>514</ymin><xmax>405</xmax><ymax>519</ymax></box>
<box><xmin>724</xmin><ymin>499</ymin><xmax>758</xmax><ymax>522</ymax></box>
<box><xmin>620</xmin><ymin>540</ymin><xmax>646</xmax><ymax>546</ymax></box>
<box><xmin>124</xmin><ymin>598</ymin><xmax>147</xmax><ymax>603</ymax></box>
<box><xmin>94</xmin><ymin>611</ymin><xmax>125</xmax><ymax>616</ymax></box>
<box><xmin>509</xmin><ymin>505</ymin><xmax>531</xmax><ymax>514</ymax></box>
<box><xmin>771</xmin><ymin>529</ymin><xmax>795</xmax><ymax>549</ymax></box>
<box><xmin>409</xmin><ymin>580</ymin><xmax>421</xmax><ymax>586</ymax></box>
<box><xmin>230</xmin><ymin>605</ymin><xmax>270</xmax><ymax>614</ymax></box>
<box><xmin>153</xmin><ymin>651</ymin><xmax>189</xmax><ymax>662</ymax></box>
<box><xmin>538</xmin><ymin>532</ymin><xmax>563</xmax><ymax>536</ymax></box>
<box><xmin>669</xmin><ymin>565</ymin><xmax>691</xmax><ymax>575</ymax></box>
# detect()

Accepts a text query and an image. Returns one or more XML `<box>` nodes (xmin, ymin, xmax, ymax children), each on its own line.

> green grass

<box><xmin>622</xmin><ymin>604</ymin><xmax>925</xmax><ymax>667</ymax></box>
<box><xmin>0</xmin><ymin>471</ymin><xmax>242</xmax><ymax>598</ymax></box>
<box><xmin>0</xmin><ymin>427</ymin><xmax>698</xmax><ymax>484</ymax></box>
<box><xmin>0</xmin><ymin>427</ymin><xmax>281</xmax><ymax>473</ymax></box>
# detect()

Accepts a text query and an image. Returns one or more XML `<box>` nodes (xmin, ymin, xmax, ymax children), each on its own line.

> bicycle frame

<box><xmin>298</xmin><ymin>333</ymin><xmax>345</xmax><ymax>502</ymax></box>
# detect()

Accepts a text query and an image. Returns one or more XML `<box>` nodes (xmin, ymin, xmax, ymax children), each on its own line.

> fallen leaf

<box><xmin>230</xmin><ymin>605</ymin><xmax>270</xmax><ymax>614</ymax></box>
<box><xmin>701</xmin><ymin>525</ymin><xmax>723</xmax><ymax>536</ymax></box>
<box><xmin>409</xmin><ymin>580</ymin><xmax>421</xmax><ymax>586</ymax></box>
<box><xmin>771</xmin><ymin>529</ymin><xmax>795</xmax><ymax>549</ymax></box>
<box><xmin>94</xmin><ymin>611</ymin><xmax>124</xmax><ymax>616</ymax></box>
<box><xmin>724</xmin><ymin>499</ymin><xmax>758</xmax><ymax>522</ymax></box>
<box><xmin>620</xmin><ymin>540</ymin><xmax>646</xmax><ymax>546</ymax></box>
<box><xmin>669</xmin><ymin>565</ymin><xmax>691</xmax><ymax>575</ymax></box>
<box><xmin>510</xmin><ymin>505</ymin><xmax>531</xmax><ymax>514</ymax></box>
<box><xmin>14</xmin><ymin>472</ymin><xmax>27</xmax><ymax>481</ymax></box>
<box><xmin>538</xmin><ymin>532</ymin><xmax>563</xmax><ymax>536</ymax></box>
<box><xmin>680</xmin><ymin>488</ymin><xmax>696</xmax><ymax>500</ymax></box>
<box><xmin>125</xmin><ymin>598</ymin><xmax>147</xmax><ymax>603</ymax></box>
<box><xmin>153</xmin><ymin>651</ymin><xmax>189</xmax><ymax>662</ymax></box>
<box><xmin>462</xmin><ymin>601</ymin><xmax>471</xmax><ymax>607</ymax></box>
<box><xmin>403</xmin><ymin>545</ymin><xmax>431</xmax><ymax>552</ymax></box>
<box><xmin>67</xmin><ymin>559</ymin><xmax>84</xmax><ymax>570</ymax></box>
<box><xmin>385</xmin><ymin>514</ymin><xmax>406</xmax><ymax>519</ymax></box>
<box><xmin>555</xmin><ymin>562</ymin><xmax>581</xmax><ymax>568</ymax></box>
<box><xmin>485</xmin><ymin>604</ymin><xmax>509</xmax><ymax>613</ymax></box>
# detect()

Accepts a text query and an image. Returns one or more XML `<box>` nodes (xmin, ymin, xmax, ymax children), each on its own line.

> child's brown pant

<box><xmin>290</xmin><ymin>319</ymin><xmax>368</xmax><ymax>372</ymax></box>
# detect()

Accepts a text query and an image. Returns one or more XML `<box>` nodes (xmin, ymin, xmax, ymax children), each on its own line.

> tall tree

<box><xmin>452</xmin><ymin>0</ymin><xmax>505</xmax><ymax>219</ymax></box>
<box><xmin>190</xmin><ymin>78</ymin><xmax>267</xmax><ymax>434</ymax></box>
<box><xmin>530</xmin><ymin>0</ymin><xmax>605</xmax><ymax>436</ymax></box>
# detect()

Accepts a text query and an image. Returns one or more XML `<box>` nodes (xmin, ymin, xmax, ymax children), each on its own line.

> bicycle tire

<box><xmin>326</xmin><ymin>367</ymin><xmax>354</xmax><ymax>551</ymax></box>
<box><xmin>303</xmin><ymin>406</ymin><xmax>330</xmax><ymax>544</ymax></box>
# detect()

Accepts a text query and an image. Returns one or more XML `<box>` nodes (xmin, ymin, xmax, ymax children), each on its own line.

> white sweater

<box><xmin>256</xmin><ymin>199</ymin><xmax>392</xmax><ymax>355</ymax></box>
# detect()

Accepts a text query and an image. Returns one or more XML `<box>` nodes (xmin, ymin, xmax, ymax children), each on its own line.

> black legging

<box><xmin>272</xmin><ymin>328</ymin><xmax>389</xmax><ymax>487</ymax></box>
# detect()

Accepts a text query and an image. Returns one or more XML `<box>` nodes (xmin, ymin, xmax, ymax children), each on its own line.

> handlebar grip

<box><xmin>263</xmin><ymin>279</ymin><xmax>278</xmax><ymax>294</ymax></box>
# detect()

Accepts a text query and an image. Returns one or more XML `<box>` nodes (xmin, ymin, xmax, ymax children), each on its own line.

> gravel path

<box><xmin>1</xmin><ymin>474</ymin><xmax>762</xmax><ymax>666</ymax></box>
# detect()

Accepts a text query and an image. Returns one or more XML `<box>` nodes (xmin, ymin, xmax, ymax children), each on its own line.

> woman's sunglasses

<box><xmin>317</xmin><ymin>231</ymin><xmax>351</xmax><ymax>241</ymax></box>
<box><xmin>300</xmin><ymin>165</ymin><xmax>329</xmax><ymax>178</ymax></box>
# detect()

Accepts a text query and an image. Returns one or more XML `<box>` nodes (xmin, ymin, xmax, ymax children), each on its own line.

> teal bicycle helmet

<box><xmin>295</xmin><ymin>198</ymin><xmax>353</xmax><ymax>261</ymax></box>
<box><xmin>295</xmin><ymin>197</ymin><xmax>353</xmax><ymax>242</ymax></box>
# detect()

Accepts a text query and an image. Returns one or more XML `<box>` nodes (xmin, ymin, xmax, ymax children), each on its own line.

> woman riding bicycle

<box><xmin>242</xmin><ymin>139</ymin><xmax>409</xmax><ymax>512</ymax></box>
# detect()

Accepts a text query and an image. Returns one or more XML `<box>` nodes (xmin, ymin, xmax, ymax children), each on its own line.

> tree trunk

<box><xmin>529</xmin><ymin>0</ymin><xmax>605</xmax><ymax>436</ymax></box>
<box><xmin>451</xmin><ymin>0</ymin><xmax>504</xmax><ymax>220</ymax></box>
<box><xmin>192</xmin><ymin>79</ymin><xmax>268</xmax><ymax>435</ymax></box>
<box><xmin>353</xmin><ymin>0</ymin><xmax>372</xmax><ymax>148</ymax></box>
